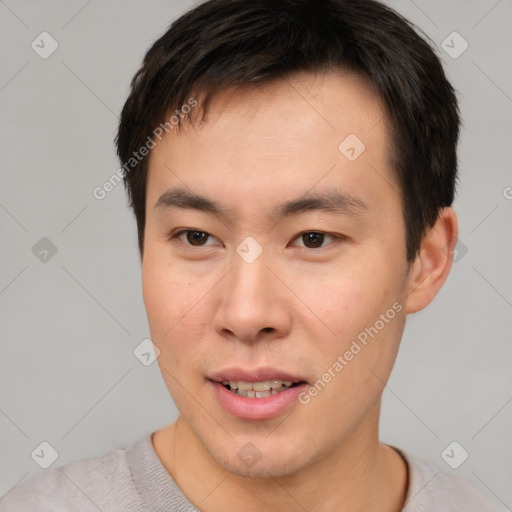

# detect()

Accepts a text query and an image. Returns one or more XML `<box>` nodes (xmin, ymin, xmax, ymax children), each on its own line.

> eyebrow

<box><xmin>154</xmin><ymin>187</ymin><xmax>368</xmax><ymax>220</ymax></box>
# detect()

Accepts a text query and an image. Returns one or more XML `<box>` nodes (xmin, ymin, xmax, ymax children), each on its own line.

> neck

<box><xmin>152</xmin><ymin>405</ymin><xmax>408</xmax><ymax>511</ymax></box>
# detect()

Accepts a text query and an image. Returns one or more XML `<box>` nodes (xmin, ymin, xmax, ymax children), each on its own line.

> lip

<box><xmin>210</xmin><ymin>381</ymin><xmax>308</xmax><ymax>420</ymax></box>
<box><xmin>208</xmin><ymin>367</ymin><xmax>308</xmax><ymax>421</ymax></box>
<box><xmin>208</xmin><ymin>367</ymin><xmax>307</xmax><ymax>384</ymax></box>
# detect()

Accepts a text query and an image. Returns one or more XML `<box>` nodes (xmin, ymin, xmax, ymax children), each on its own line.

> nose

<box><xmin>213</xmin><ymin>253</ymin><xmax>292</xmax><ymax>343</ymax></box>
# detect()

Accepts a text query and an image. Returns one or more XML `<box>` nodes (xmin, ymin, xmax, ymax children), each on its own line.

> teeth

<box><xmin>252</xmin><ymin>381</ymin><xmax>271</xmax><ymax>391</ymax></box>
<box><xmin>221</xmin><ymin>379</ymin><xmax>298</xmax><ymax>398</ymax></box>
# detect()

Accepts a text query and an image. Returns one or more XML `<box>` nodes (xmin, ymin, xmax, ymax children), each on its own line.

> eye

<box><xmin>292</xmin><ymin>231</ymin><xmax>337</xmax><ymax>249</ymax></box>
<box><xmin>173</xmin><ymin>229</ymin><xmax>219</xmax><ymax>246</ymax></box>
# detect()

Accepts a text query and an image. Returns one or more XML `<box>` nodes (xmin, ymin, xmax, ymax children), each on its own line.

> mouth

<box><xmin>208</xmin><ymin>368</ymin><xmax>309</xmax><ymax>420</ymax></box>
<box><xmin>220</xmin><ymin>379</ymin><xmax>304</xmax><ymax>398</ymax></box>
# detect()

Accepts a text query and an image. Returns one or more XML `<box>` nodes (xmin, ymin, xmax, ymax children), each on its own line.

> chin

<box><xmin>203</xmin><ymin>436</ymin><xmax>316</xmax><ymax>479</ymax></box>
<box><xmin>217</xmin><ymin>452</ymin><xmax>306</xmax><ymax>479</ymax></box>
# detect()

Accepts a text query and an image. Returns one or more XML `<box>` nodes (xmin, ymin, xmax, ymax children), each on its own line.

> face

<box><xmin>142</xmin><ymin>71</ymin><xmax>411</xmax><ymax>478</ymax></box>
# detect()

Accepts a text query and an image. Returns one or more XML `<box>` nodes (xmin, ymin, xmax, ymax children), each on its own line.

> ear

<box><xmin>404</xmin><ymin>207</ymin><xmax>459</xmax><ymax>314</ymax></box>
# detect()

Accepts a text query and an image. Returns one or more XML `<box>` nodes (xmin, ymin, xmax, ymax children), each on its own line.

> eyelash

<box><xmin>170</xmin><ymin>229</ymin><xmax>342</xmax><ymax>250</ymax></box>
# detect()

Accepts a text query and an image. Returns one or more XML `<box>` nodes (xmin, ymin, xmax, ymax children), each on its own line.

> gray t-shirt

<box><xmin>0</xmin><ymin>434</ymin><xmax>505</xmax><ymax>511</ymax></box>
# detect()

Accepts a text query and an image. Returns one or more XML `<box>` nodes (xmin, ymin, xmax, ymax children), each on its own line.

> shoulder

<box><xmin>400</xmin><ymin>450</ymin><xmax>506</xmax><ymax>512</ymax></box>
<box><xmin>0</xmin><ymin>440</ymin><xmax>140</xmax><ymax>512</ymax></box>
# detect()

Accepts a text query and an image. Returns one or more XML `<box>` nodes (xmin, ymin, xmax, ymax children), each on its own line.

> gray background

<box><xmin>0</xmin><ymin>0</ymin><xmax>511</xmax><ymax>507</ymax></box>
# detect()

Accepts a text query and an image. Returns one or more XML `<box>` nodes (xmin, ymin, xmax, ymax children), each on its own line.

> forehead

<box><xmin>146</xmin><ymin>71</ymin><xmax>397</xmax><ymax>215</ymax></box>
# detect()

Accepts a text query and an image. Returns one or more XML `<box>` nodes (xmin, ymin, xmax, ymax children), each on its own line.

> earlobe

<box><xmin>404</xmin><ymin>207</ymin><xmax>459</xmax><ymax>314</ymax></box>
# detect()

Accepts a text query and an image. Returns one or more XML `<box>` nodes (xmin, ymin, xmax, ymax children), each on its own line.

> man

<box><xmin>0</xmin><ymin>0</ymin><xmax>505</xmax><ymax>510</ymax></box>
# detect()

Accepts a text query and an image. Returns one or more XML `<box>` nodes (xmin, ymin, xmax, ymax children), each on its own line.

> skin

<box><xmin>142</xmin><ymin>71</ymin><xmax>458</xmax><ymax>511</ymax></box>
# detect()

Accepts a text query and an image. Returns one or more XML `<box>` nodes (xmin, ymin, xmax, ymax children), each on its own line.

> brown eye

<box><xmin>172</xmin><ymin>229</ymin><xmax>220</xmax><ymax>248</ymax></box>
<box><xmin>292</xmin><ymin>231</ymin><xmax>338</xmax><ymax>249</ymax></box>
<box><xmin>181</xmin><ymin>230</ymin><xmax>211</xmax><ymax>246</ymax></box>
<box><xmin>302</xmin><ymin>232</ymin><xmax>325</xmax><ymax>248</ymax></box>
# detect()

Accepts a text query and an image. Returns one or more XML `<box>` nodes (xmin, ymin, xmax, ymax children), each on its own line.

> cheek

<box><xmin>293</xmin><ymin>254</ymin><xmax>406</xmax><ymax>398</ymax></box>
<box><xmin>143</xmin><ymin>251</ymin><xmax>211</xmax><ymax>333</ymax></box>
<box><xmin>291</xmin><ymin>258</ymin><xmax>396</xmax><ymax>343</ymax></box>
<box><xmin>142</xmin><ymin>254</ymin><xmax>217</xmax><ymax>375</ymax></box>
